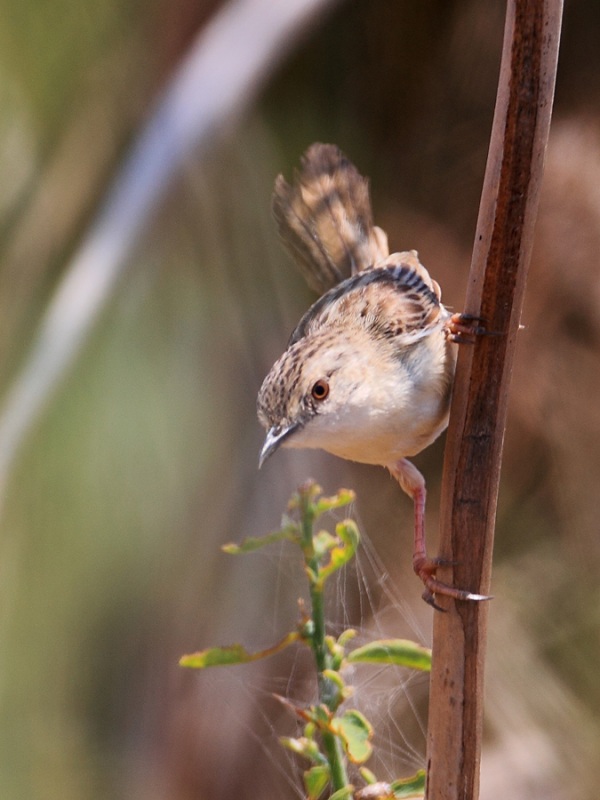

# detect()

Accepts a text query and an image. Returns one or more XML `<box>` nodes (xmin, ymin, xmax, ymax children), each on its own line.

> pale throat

<box><xmin>284</xmin><ymin>368</ymin><xmax>450</xmax><ymax>467</ymax></box>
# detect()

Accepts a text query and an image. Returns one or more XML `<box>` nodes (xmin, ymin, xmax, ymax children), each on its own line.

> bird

<box><xmin>257</xmin><ymin>143</ymin><xmax>488</xmax><ymax>606</ymax></box>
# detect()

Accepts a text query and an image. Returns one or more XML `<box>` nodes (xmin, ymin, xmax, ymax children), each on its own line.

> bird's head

<box><xmin>257</xmin><ymin>333</ymin><xmax>337</xmax><ymax>466</ymax></box>
<box><xmin>256</xmin><ymin>328</ymin><xmax>406</xmax><ymax>467</ymax></box>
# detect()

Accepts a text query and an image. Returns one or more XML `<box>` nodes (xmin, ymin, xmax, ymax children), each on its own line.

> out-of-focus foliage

<box><xmin>0</xmin><ymin>1</ymin><xmax>599</xmax><ymax>799</ymax></box>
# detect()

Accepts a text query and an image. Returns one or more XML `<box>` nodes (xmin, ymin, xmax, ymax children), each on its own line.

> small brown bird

<box><xmin>257</xmin><ymin>143</ymin><xmax>487</xmax><ymax>605</ymax></box>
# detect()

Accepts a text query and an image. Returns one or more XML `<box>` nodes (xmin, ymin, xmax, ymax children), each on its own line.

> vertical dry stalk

<box><xmin>425</xmin><ymin>1</ymin><xmax>563</xmax><ymax>799</ymax></box>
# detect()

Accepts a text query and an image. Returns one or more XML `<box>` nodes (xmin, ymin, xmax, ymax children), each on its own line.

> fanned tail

<box><xmin>272</xmin><ymin>143</ymin><xmax>389</xmax><ymax>294</ymax></box>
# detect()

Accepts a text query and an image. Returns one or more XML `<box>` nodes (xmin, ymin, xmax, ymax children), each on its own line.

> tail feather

<box><xmin>272</xmin><ymin>143</ymin><xmax>389</xmax><ymax>294</ymax></box>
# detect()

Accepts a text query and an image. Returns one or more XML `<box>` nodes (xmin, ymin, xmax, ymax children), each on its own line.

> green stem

<box><xmin>299</xmin><ymin>484</ymin><xmax>349</xmax><ymax>792</ymax></box>
<box><xmin>322</xmin><ymin>729</ymin><xmax>349</xmax><ymax>791</ymax></box>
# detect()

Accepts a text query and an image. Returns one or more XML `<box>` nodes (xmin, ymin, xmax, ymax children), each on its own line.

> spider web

<box><xmin>191</xmin><ymin>488</ymin><xmax>432</xmax><ymax>800</ymax></box>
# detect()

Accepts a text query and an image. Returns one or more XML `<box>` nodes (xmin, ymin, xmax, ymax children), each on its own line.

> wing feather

<box><xmin>289</xmin><ymin>252</ymin><xmax>446</xmax><ymax>348</ymax></box>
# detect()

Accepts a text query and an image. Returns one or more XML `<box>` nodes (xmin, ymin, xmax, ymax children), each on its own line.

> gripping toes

<box><xmin>446</xmin><ymin>312</ymin><xmax>503</xmax><ymax>344</ymax></box>
<box><xmin>446</xmin><ymin>313</ymin><xmax>487</xmax><ymax>343</ymax></box>
<box><xmin>413</xmin><ymin>555</ymin><xmax>492</xmax><ymax>610</ymax></box>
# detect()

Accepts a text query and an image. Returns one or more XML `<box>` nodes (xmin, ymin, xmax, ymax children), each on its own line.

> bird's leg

<box><xmin>388</xmin><ymin>458</ymin><xmax>490</xmax><ymax>608</ymax></box>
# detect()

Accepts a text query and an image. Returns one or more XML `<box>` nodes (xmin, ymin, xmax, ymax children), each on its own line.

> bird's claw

<box><xmin>413</xmin><ymin>555</ymin><xmax>493</xmax><ymax>609</ymax></box>
<box><xmin>421</xmin><ymin>589</ymin><xmax>447</xmax><ymax>612</ymax></box>
<box><xmin>446</xmin><ymin>312</ymin><xmax>502</xmax><ymax>344</ymax></box>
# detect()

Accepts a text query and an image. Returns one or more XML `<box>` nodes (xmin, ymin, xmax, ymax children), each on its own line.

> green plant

<box><xmin>180</xmin><ymin>481</ymin><xmax>429</xmax><ymax>799</ymax></box>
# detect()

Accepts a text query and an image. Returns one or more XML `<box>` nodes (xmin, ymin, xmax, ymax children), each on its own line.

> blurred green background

<box><xmin>0</xmin><ymin>0</ymin><xmax>599</xmax><ymax>798</ymax></box>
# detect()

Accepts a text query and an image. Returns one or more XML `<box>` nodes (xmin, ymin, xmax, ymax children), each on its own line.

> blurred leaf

<box><xmin>347</xmin><ymin>639</ymin><xmax>431</xmax><ymax>672</ymax></box>
<box><xmin>280</xmin><ymin>736</ymin><xmax>326</xmax><ymax>766</ymax></box>
<box><xmin>331</xmin><ymin>709</ymin><xmax>373</xmax><ymax>764</ymax></box>
<box><xmin>222</xmin><ymin>524</ymin><xmax>298</xmax><ymax>553</ymax></box>
<box><xmin>321</xmin><ymin>668</ymin><xmax>349</xmax><ymax>710</ymax></box>
<box><xmin>337</xmin><ymin>628</ymin><xmax>357</xmax><ymax>648</ymax></box>
<box><xmin>322</xmin><ymin>668</ymin><xmax>346</xmax><ymax>692</ymax></box>
<box><xmin>313</xmin><ymin>530</ymin><xmax>338</xmax><ymax>558</ymax></box>
<box><xmin>317</xmin><ymin>520</ymin><xmax>360</xmax><ymax>583</ymax></box>
<box><xmin>180</xmin><ymin>631</ymin><xmax>300</xmax><ymax>668</ymax></box>
<box><xmin>180</xmin><ymin>644</ymin><xmax>255</xmax><ymax>668</ymax></box>
<box><xmin>288</xmin><ymin>484</ymin><xmax>355</xmax><ymax>517</ymax></box>
<box><xmin>359</xmin><ymin>767</ymin><xmax>378</xmax><ymax>785</ymax></box>
<box><xmin>313</xmin><ymin>488</ymin><xmax>355</xmax><ymax>516</ymax></box>
<box><xmin>329</xmin><ymin>785</ymin><xmax>355</xmax><ymax>800</ymax></box>
<box><xmin>304</xmin><ymin>764</ymin><xmax>330</xmax><ymax>799</ymax></box>
<box><xmin>390</xmin><ymin>770</ymin><xmax>426</xmax><ymax>798</ymax></box>
<box><xmin>288</xmin><ymin>480</ymin><xmax>323</xmax><ymax>512</ymax></box>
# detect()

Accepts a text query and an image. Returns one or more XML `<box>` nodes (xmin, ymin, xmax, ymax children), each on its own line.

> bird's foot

<box><xmin>446</xmin><ymin>313</ymin><xmax>501</xmax><ymax>344</ymax></box>
<box><xmin>413</xmin><ymin>554</ymin><xmax>492</xmax><ymax>611</ymax></box>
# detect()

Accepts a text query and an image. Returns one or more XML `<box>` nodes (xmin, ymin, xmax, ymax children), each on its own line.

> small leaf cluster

<box><xmin>180</xmin><ymin>481</ymin><xmax>429</xmax><ymax>799</ymax></box>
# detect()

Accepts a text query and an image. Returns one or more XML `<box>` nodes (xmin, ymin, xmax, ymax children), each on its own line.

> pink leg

<box><xmin>388</xmin><ymin>458</ymin><xmax>490</xmax><ymax>607</ymax></box>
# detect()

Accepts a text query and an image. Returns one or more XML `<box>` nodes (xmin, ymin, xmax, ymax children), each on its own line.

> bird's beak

<box><xmin>259</xmin><ymin>422</ymin><xmax>301</xmax><ymax>468</ymax></box>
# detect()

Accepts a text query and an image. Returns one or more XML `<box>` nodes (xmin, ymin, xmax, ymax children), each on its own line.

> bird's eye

<box><xmin>311</xmin><ymin>379</ymin><xmax>330</xmax><ymax>401</ymax></box>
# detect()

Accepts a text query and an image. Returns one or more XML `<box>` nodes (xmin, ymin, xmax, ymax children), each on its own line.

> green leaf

<box><xmin>179</xmin><ymin>644</ymin><xmax>252</xmax><ymax>668</ymax></box>
<box><xmin>180</xmin><ymin>631</ymin><xmax>300</xmax><ymax>669</ymax></box>
<box><xmin>222</xmin><ymin>525</ymin><xmax>297</xmax><ymax>553</ymax></box>
<box><xmin>317</xmin><ymin>520</ymin><xmax>360</xmax><ymax>583</ymax></box>
<box><xmin>321</xmin><ymin>669</ymin><xmax>348</xmax><ymax>710</ymax></box>
<box><xmin>311</xmin><ymin>704</ymin><xmax>332</xmax><ymax>726</ymax></box>
<box><xmin>280</xmin><ymin>736</ymin><xmax>326</xmax><ymax>765</ymax></box>
<box><xmin>346</xmin><ymin>639</ymin><xmax>431</xmax><ymax>672</ymax></box>
<box><xmin>280</xmin><ymin>736</ymin><xmax>305</xmax><ymax>756</ymax></box>
<box><xmin>326</xmin><ymin>635</ymin><xmax>346</xmax><ymax>671</ymax></box>
<box><xmin>331</xmin><ymin>709</ymin><xmax>373</xmax><ymax>764</ymax></box>
<box><xmin>313</xmin><ymin>530</ymin><xmax>338</xmax><ymax>558</ymax></box>
<box><xmin>322</xmin><ymin>668</ymin><xmax>346</xmax><ymax>691</ymax></box>
<box><xmin>288</xmin><ymin>481</ymin><xmax>322</xmax><ymax>512</ymax></box>
<box><xmin>329</xmin><ymin>786</ymin><xmax>355</xmax><ymax>800</ymax></box>
<box><xmin>337</xmin><ymin>628</ymin><xmax>357</xmax><ymax>649</ymax></box>
<box><xmin>313</xmin><ymin>488</ymin><xmax>356</xmax><ymax>516</ymax></box>
<box><xmin>390</xmin><ymin>770</ymin><xmax>426</xmax><ymax>798</ymax></box>
<box><xmin>359</xmin><ymin>767</ymin><xmax>378</xmax><ymax>785</ymax></box>
<box><xmin>304</xmin><ymin>765</ymin><xmax>330</xmax><ymax>799</ymax></box>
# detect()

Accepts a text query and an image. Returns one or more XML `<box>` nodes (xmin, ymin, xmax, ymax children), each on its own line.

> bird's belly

<box><xmin>328</xmin><ymin>412</ymin><xmax>448</xmax><ymax>464</ymax></box>
<box><xmin>287</xmin><ymin>396</ymin><xmax>450</xmax><ymax>467</ymax></box>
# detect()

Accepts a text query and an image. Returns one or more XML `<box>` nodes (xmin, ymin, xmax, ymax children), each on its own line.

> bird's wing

<box><xmin>272</xmin><ymin>143</ymin><xmax>389</xmax><ymax>294</ymax></box>
<box><xmin>289</xmin><ymin>251</ymin><xmax>446</xmax><ymax>347</ymax></box>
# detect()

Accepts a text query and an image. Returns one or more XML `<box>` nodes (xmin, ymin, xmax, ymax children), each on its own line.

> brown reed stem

<box><xmin>425</xmin><ymin>1</ymin><xmax>563</xmax><ymax>798</ymax></box>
